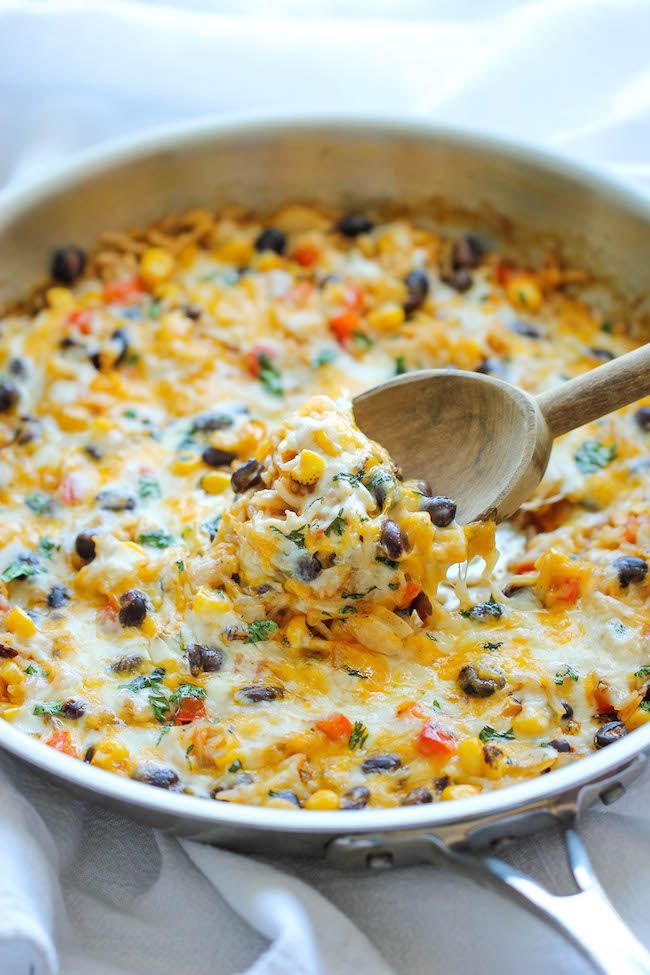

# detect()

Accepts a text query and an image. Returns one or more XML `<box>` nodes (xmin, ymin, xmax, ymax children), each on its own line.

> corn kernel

<box><xmin>505</xmin><ymin>275</ymin><xmax>543</xmax><ymax>313</ymax></box>
<box><xmin>305</xmin><ymin>789</ymin><xmax>339</xmax><ymax>810</ymax></box>
<box><xmin>46</xmin><ymin>287</ymin><xmax>75</xmax><ymax>311</ymax></box>
<box><xmin>139</xmin><ymin>247</ymin><xmax>174</xmax><ymax>287</ymax></box>
<box><xmin>457</xmin><ymin>737</ymin><xmax>484</xmax><ymax>776</ymax></box>
<box><xmin>292</xmin><ymin>449</ymin><xmax>325</xmax><ymax>486</ymax></box>
<box><xmin>201</xmin><ymin>470</ymin><xmax>231</xmax><ymax>495</ymax></box>
<box><xmin>91</xmin><ymin>739</ymin><xmax>130</xmax><ymax>773</ymax></box>
<box><xmin>141</xmin><ymin>616</ymin><xmax>157</xmax><ymax>638</ymax></box>
<box><xmin>441</xmin><ymin>784</ymin><xmax>480</xmax><ymax>801</ymax></box>
<box><xmin>255</xmin><ymin>252</ymin><xmax>283</xmax><ymax>271</ymax></box>
<box><xmin>512</xmin><ymin>706</ymin><xmax>549</xmax><ymax>737</ymax></box>
<box><xmin>366</xmin><ymin>302</ymin><xmax>406</xmax><ymax>331</ymax></box>
<box><xmin>1</xmin><ymin>706</ymin><xmax>21</xmax><ymax>722</ymax></box>
<box><xmin>192</xmin><ymin>587</ymin><xmax>231</xmax><ymax>616</ymax></box>
<box><xmin>313</xmin><ymin>428</ymin><xmax>338</xmax><ymax>456</ymax></box>
<box><xmin>627</xmin><ymin>707</ymin><xmax>650</xmax><ymax>731</ymax></box>
<box><xmin>5</xmin><ymin>607</ymin><xmax>37</xmax><ymax>640</ymax></box>
<box><xmin>215</xmin><ymin>239</ymin><xmax>253</xmax><ymax>265</ymax></box>
<box><xmin>171</xmin><ymin>452</ymin><xmax>201</xmax><ymax>476</ymax></box>
<box><xmin>57</xmin><ymin>405</ymin><xmax>89</xmax><ymax>432</ymax></box>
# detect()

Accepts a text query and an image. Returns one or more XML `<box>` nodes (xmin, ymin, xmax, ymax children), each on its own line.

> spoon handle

<box><xmin>536</xmin><ymin>342</ymin><xmax>650</xmax><ymax>438</ymax></box>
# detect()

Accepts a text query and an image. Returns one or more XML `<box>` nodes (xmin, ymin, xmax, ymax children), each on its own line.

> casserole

<box><xmin>1</xmin><ymin>115</ymin><xmax>649</xmax><ymax>974</ymax></box>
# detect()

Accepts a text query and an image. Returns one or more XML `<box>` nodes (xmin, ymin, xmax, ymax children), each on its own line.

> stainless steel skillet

<box><xmin>1</xmin><ymin>115</ymin><xmax>650</xmax><ymax>975</ymax></box>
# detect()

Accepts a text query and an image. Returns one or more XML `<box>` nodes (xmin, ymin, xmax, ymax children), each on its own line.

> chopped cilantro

<box><xmin>333</xmin><ymin>470</ymin><xmax>364</xmax><ymax>486</ymax></box>
<box><xmin>483</xmin><ymin>641</ymin><xmax>503</xmax><ymax>650</ymax></box>
<box><xmin>120</xmin><ymin>667</ymin><xmax>166</xmax><ymax>693</ymax></box>
<box><xmin>245</xmin><ymin>619</ymin><xmax>278</xmax><ymax>644</ymax></box>
<box><xmin>635</xmin><ymin>666</ymin><xmax>650</xmax><ymax>679</ymax></box>
<box><xmin>125</xmin><ymin>353</ymin><xmax>140</xmax><ymax>366</ymax></box>
<box><xmin>394</xmin><ymin>356</ymin><xmax>407</xmax><ymax>376</ymax></box>
<box><xmin>340</xmin><ymin>605</ymin><xmax>357</xmax><ymax>614</ymax></box>
<box><xmin>137</xmin><ymin>530</ymin><xmax>174</xmax><ymax>549</ymax></box>
<box><xmin>186</xmin><ymin>743</ymin><xmax>195</xmax><ymax>758</ymax></box>
<box><xmin>123</xmin><ymin>408</ymin><xmax>138</xmax><ymax>419</ymax></box>
<box><xmin>341</xmin><ymin>586</ymin><xmax>377</xmax><ymax>600</ymax></box>
<box><xmin>176</xmin><ymin>560</ymin><xmax>185</xmax><ymax>573</ymax></box>
<box><xmin>258</xmin><ymin>353</ymin><xmax>283</xmax><ymax>397</ymax></box>
<box><xmin>148</xmin><ymin>300</ymin><xmax>162</xmax><ymax>318</ymax></box>
<box><xmin>479</xmin><ymin>725</ymin><xmax>515</xmax><ymax>742</ymax></box>
<box><xmin>349</xmin><ymin>720</ymin><xmax>369</xmax><ymax>750</ymax></box>
<box><xmin>25</xmin><ymin>663</ymin><xmax>47</xmax><ymax>677</ymax></box>
<box><xmin>1</xmin><ymin>557</ymin><xmax>42</xmax><ymax>583</ymax></box>
<box><xmin>388</xmin><ymin>582</ymin><xmax>399</xmax><ymax>590</ymax></box>
<box><xmin>25</xmin><ymin>492</ymin><xmax>54</xmax><ymax>516</ymax></box>
<box><xmin>342</xmin><ymin>664</ymin><xmax>368</xmax><ymax>679</ymax></box>
<box><xmin>324</xmin><ymin>510</ymin><xmax>347</xmax><ymax>537</ymax></box>
<box><xmin>601</xmin><ymin>321</ymin><xmax>613</xmax><ymax>334</ymax></box>
<box><xmin>228</xmin><ymin>759</ymin><xmax>242</xmax><ymax>773</ymax></box>
<box><xmin>432</xmin><ymin>700</ymin><xmax>441</xmax><ymax>711</ymax></box>
<box><xmin>149</xmin><ymin>686</ymin><xmax>170</xmax><ymax>724</ymax></box>
<box><xmin>170</xmin><ymin>683</ymin><xmax>206</xmax><ymax>707</ymax></box>
<box><xmin>138</xmin><ymin>476</ymin><xmax>161</xmax><ymax>500</ymax></box>
<box><xmin>312</xmin><ymin>348</ymin><xmax>336</xmax><ymax>367</ymax></box>
<box><xmin>554</xmin><ymin>665</ymin><xmax>579</xmax><ymax>685</ymax></box>
<box><xmin>575</xmin><ymin>439</ymin><xmax>617</xmax><ymax>474</ymax></box>
<box><xmin>640</xmin><ymin>700</ymin><xmax>650</xmax><ymax>712</ymax></box>
<box><xmin>375</xmin><ymin>555</ymin><xmax>398</xmax><ymax>569</ymax></box>
<box><xmin>269</xmin><ymin>525</ymin><xmax>306</xmax><ymax>548</ymax></box>
<box><xmin>352</xmin><ymin>330</ymin><xmax>372</xmax><ymax>349</ymax></box>
<box><xmin>33</xmin><ymin>702</ymin><xmax>65</xmax><ymax>717</ymax></box>
<box><xmin>37</xmin><ymin>537</ymin><xmax>59</xmax><ymax>559</ymax></box>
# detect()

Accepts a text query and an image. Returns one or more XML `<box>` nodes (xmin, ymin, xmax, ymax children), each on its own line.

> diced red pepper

<box><xmin>316</xmin><ymin>712</ymin><xmax>353</xmax><ymax>741</ymax></box>
<box><xmin>292</xmin><ymin>245</ymin><xmax>319</xmax><ymax>268</ymax></box>
<box><xmin>495</xmin><ymin>262</ymin><xmax>517</xmax><ymax>287</ymax></box>
<box><xmin>329</xmin><ymin>309</ymin><xmax>360</xmax><ymax>345</ymax></box>
<box><xmin>46</xmin><ymin>729</ymin><xmax>77</xmax><ymax>757</ymax></box>
<box><xmin>344</xmin><ymin>284</ymin><xmax>364</xmax><ymax>311</ymax></box>
<box><xmin>246</xmin><ymin>343</ymin><xmax>275</xmax><ymax>378</ymax></box>
<box><xmin>60</xmin><ymin>473</ymin><xmax>81</xmax><ymax>505</ymax></box>
<box><xmin>66</xmin><ymin>309</ymin><xmax>92</xmax><ymax>334</ymax></box>
<box><xmin>624</xmin><ymin>515</ymin><xmax>639</xmax><ymax>544</ymax></box>
<box><xmin>399</xmin><ymin>580</ymin><xmax>422</xmax><ymax>609</ymax></box>
<box><xmin>104</xmin><ymin>275</ymin><xmax>145</xmax><ymax>305</ymax></box>
<box><xmin>174</xmin><ymin>696</ymin><xmax>207</xmax><ymax>725</ymax></box>
<box><xmin>549</xmin><ymin>575</ymin><xmax>581</xmax><ymax>606</ymax></box>
<box><xmin>415</xmin><ymin>720</ymin><xmax>456</xmax><ymax>757</ymax></box>
<box><xmin>396</xmin><ymin>700</ymin><xmax>428</xmax><ymax>719</ymax></box>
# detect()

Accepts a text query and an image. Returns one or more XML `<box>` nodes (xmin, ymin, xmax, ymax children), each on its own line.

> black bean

<box><xmin>452</xmin><ymin>235</ymin><xmax>483</xmax><ymax>270</ymax></box>
<box><xmin>588</xmin><ymin>347</ymin><xmax>614</xmax><ymax>362</ymax></box>
<box><xmin>548</xmin><ymin>738</ymin><xmax>572</xmax><ymax>753</ymax></box>
<box><xmin>441</xmin><ymin>268</ymin><xmax>472</xmax><ymax>293</ymax></box>
<box><xmin>594</xmin><ymin>720</ymin><xmax>627</xmax><ymax>749</ymax></box>
<box><xmin>338</xmin><ymin>214</ymin><xmax>374</xmax><ymax>238</ymax></box>
<box><xmin>132</xmin><ymin>763</ymin><xmax>181</xmax><ymax>790</ymax></box>
<box><xmin>47</xmin><ymin>585</ymin><xmax>69</xmax><ymax>609</ymax></box>
<box><xmin>231</xmin><ymin>459</ymin><xmax>263</xmax><ymax>493</ymax></box>
<box><xmin>365</xmin><ymin>469</ymin><xmax>395</xmax><ymax>510</ymax></box>
<box><xmin>254</xmin><ymin>227</ymin><xmax>287</xmax><ymax>255</ymax></box>
<box><xmin>8</xmin><ymin>357</ymin><xmax>27</xmax><ymax>377</ymax></box>
<box><xmin>88</xmin><ymin>350</ymin><xmax>102</xmax><ymax>371</ymax></box>
<box><xmin>110</xmin><ymin>653</ymin><xmax>143</xmax><ymax>675</ymax></box>
<box><xmin>84</xmin><ymin>444</ymin><xmax>103</xmax><ymax>461</ymax></box>
<box><xmin>635</xmin><ymin>407</ymin><xmax>650</xmax><ymax>432</ymax></box>
<box><xmin>458</xmin><ymin>664</ymin><xmax>505</xmax><ymax>698</ymax></box>
<box><xmin>434</xmin><ymin>776</ymin><xmax>450</xmax><ymax>793</ymax></box>
<box><xmin>96</xmin><ymin>489</ymin><xmax>136</xmax><ymax>512</ymax></box>
<box><xmin>482</xmin><ymin>744</ymin><xmax>504</xmax><ymax>767</ymax></box>
<box><xmin>110</xmin><ymin>328</ymin><xmax>130</xmax><ymax>367</ymax></box>
<box><xmin>361</xmin><ymin>754</ymin><xmax>402</xmax><ymax>774</ymax></box>
<box><xmin>236</xmin><ymin>685</ymin><xmax>284</xmax><ymax>704</ymax></box>
<box><xmin>84</xmin><ymin>746</ymin><xmax>95</xmax><ymax>763</ymax></box>
<box><xmin>0</xmin><ymin>643</ymin><xmax>17</xmax><ymax>658</ymax></box>
<box><xmin>118</xmin><ymin>589</ymin><xmax>148</xmax><ymax>628</ymax></box>
<box><xmin>192</xmin><ymin>412</ymin><xmax>234</xmax><ymax>433</ymax></box>
<box><xmin>413</xmin><ymin>479</ymin><xmax>432</xmax><ymax>496</ymax></box>
<box><xmin>403</xmin><ymin>269</ymin><xmax>430</xmax><ymax>314</ymax></box>
<box><xmin>74</xmin><ymin>531</ymin><xmax>96</xmax><ymax>564</ymax></box>
<box><xmin>50</xmin><ymin>246</ymin><xmax>86</xmax><ymax>285</ymax></box>
<box><xmin>420</xmin><ymin>495</ymin><xmax>456</xmax><ymax>527</ymax></box>
<box><xmin>380</xmin><ymin>520</ymin><xmax>408</xmax><ymax>560</ymax></box>
<box><xmin>59</xmin><ymin>336</ymin><xmax>79</xmax><ymax>350</ymax></box>
<box><xmin>341</xmin><ymin>785</ymin><xmax>370</xmax><ymax>809</ymax></box>
<box><xmin>296</xmin><ymin>553</ymin><xmax>322</xmax><ymax>582</ymax></box>
<box><xmin>202</xmin><ymin>446</ymin><xmax>236</xmax><ymax>468</ymax></box>
<box><xmin>183</xmin><ymin>305</ymin><xmax>202</xmax><ymax>321</ymax></box>
<box><xmin>614</xmin><ymin>555</ymin><xmax>648</xmax><ymax>588</ymax></box>
<box><xmin>268</xmin><ymin>789</ymin><xmax>301</xmax><ymax>807</ymax></box>
<box><xmin>410</xmin><ymin>590</ymin><xmax>432</xmax><ymax>621</ymax></box>
<box><xmin>511</xmin><ymin>321</ymin><xmax>541</xmax><ymax>339</ymax></box>
<box><xmin>60</xmin><ymin>698</ymin><xmax>85</xmax><ymax>719</ymax></box>
<box><xmin>0</xmin><ymin>383</ymin><xmax>19</xmax><ymax>412</ymax></box>
<box><xmin>560</xmin><ymin>700</ymin><xmax>574</xmax><ymax>721</ymax></box>
<box><xmin>15</xmin><ymin>416</ymin><xmax>40</xmax><ymax>445</ymax></box>
<box><xmin>402</xmin><ymin>786</ymin><xmax>433</xmax><ymax>805</ymax></box>
<box><xmin>187</xmin><ymin>643</ymin><xmax>223</xmax><ymax>676</ymax></box>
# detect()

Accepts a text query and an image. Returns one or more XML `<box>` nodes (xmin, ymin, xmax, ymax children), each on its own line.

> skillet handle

<box><xmin>447</xmin><ymin>821</ymin><xmax>650</xmax><ymax>975</ymax></box>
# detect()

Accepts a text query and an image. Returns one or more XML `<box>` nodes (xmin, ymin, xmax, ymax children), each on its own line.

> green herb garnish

<box><xmin>342</xmin><ymin>664</ymin><xmax>368</xmax><ymax>679</ymax></box>
<box><xmin>176</xmin><ymin>560</ymin><xmax>185</xmax><ymax>573</ymax></box>
<box><xmin>340</xmin><ymin>605</ymin><xmax>357</xmax><ymax>614</ymax></box>
<box><xmin>635</xmin><ymin>666</ymin><xmax>650</xmax><ymax>679</ymax></box>
<box><xmin>245</xmin><ymin>619</ymin><xmax>278</xmax><ymax>644</ymax></box>
<box><xmin>33</xmin><ymin>702</ymin><xmax>65</xmax><ymax>717</ymax></box>
<box><xmin>349</xmin><ymin>721</ymin><xmax>369</xmax><ymax>750</ymax></box>
<box><xmin>333</xmin><ymin>470</ymin><xmax>364</xmax><ymax>486</ymax></box>
<box><xmin>258</xmin><ymin>353</ymin><xmax>283</xmax><ymax>397</ymax></box>
<box><xmin>138</xmin><ymin>476</ymin><xmax>162</xmax><ymax>500</ymax></box>
<box><xmin>269</xmin><ymin>525</ymin><xmax>307</xmax><ymax>549</ymax></box>
<box><xmin>25</xmin><ymin>493</ymin><xmax>54</xmax><ymax>516</ymax></box>
<box><xmin>1</xmin><ymin>557</ymin><xmax>42</xmax><ymax>583</ymax></box>
<box><xmin>37</xmin><ymin>537</ymin><xmax>59</xmax><ymax>559</ymax></box>
<box><xmin>25</xmin><ymin>663</ymin><xmax>47</xmax><ymax>677</ymax></box>
<box><xmin>483</xmin><ymin>641</ymin><xmax>503</xmax><ymax>650</ymax></box>
<box><xmin>554</xmin><ymin>665</ymin><xmax>579</xmax><ymax>685</ymax></box>
<box><xmin>228</xmin><ymin>759</ymin><xmax>242</xmax><ymax>773</ymax></box>
<box><xmin>479</xmin><ymin>725</ymin><xmax>515</xmax><ymax>742</ymax></box>
<box><xmin>120</xmin><ymin>667</ymin><xmax>166</xmax><ymax>693</ymax></box>
<box><xmin>137</xmin><ymin>530</ymin><xmax>174</xmax><ymax>549</ymax></box>
<box><xmin>352</xmin><ymin>331</ymin><xmax>372</xmax><ymax>349</ymax></box>
<box><xmin>312</xmin><ymin>348</ymin><xmax>336</xmax><ymax>367</ymax></box>
<box><xmin>394</xmin><ymin>356</ymin><xmax>407</xmax><ymax>376</ymax></box>
<box><xmin>324</xmin><ymin>510</ymin><xmax>347</xmax><ymax>537</ymax></box>
<box><xmin>575</xmin><ymin>439</ymin><xmax>617</xmax><ymax>474</ymax></box>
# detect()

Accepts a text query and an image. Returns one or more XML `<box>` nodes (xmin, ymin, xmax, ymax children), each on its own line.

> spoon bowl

<box><xmin>353</xmin><ymin>342</ymin><xmax>650</xmax><ymax>525</ymax></box>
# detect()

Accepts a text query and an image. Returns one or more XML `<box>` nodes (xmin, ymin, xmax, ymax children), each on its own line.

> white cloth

<box><xmin>1</xmin><ymin>2</ymin><xmax>650</xmax><ymax>973</ymax></box>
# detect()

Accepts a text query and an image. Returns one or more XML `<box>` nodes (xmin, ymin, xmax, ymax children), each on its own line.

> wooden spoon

<box><xmin>353</xmin><ymin>343</ymin><xmax>650</xmax><ymax>524</ymax></box>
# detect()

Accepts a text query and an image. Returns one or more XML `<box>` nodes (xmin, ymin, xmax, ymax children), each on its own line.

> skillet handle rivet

<box><xmin>600</xmin><ymin>782</ymin><xmax>625</xmax><ymax>806</ymax></box>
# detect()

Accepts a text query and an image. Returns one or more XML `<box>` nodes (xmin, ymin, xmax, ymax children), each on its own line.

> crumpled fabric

<box><xmin>1</xmin><ymin>2</ymin><xmax>650</xmax><ymax>973</ymax></box>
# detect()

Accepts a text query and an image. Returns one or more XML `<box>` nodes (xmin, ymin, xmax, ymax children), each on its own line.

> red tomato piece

<box><xmin>329</xmin><ymin>309</ymin><xmax>360</xmax><ymax>345</ymax></box>
<box><xmin>415</xmin><ymin>720</ymin><xmax>456</xmax><ymax>757</ymax></box>
<box><xmin>399</xmin><ymin>580</ymin><xmax>422</xmax><ymax>609</ymax></box>
<box><xmin>174</xmin><ymin>696</ymin><xmax>207</xmax><ymax>725</ymax></box>
<box><xmin>46</xmin><ymin>729</ymin><xmax>77</xmax><ymax>757</ymax></box>
<box><xmin>104</xmin><ymin>275</ymin><xmax>145</xmax><ymax>304</ymax></box>
<box><xmin>316</xmin><ymin>712</ymin><xmax>353</xmax><ymax>741</ymax></box>
<box><xmin>292</xmin><ymin>245</ymin><xmax>319</xmax><ymax>268</ymax></box>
